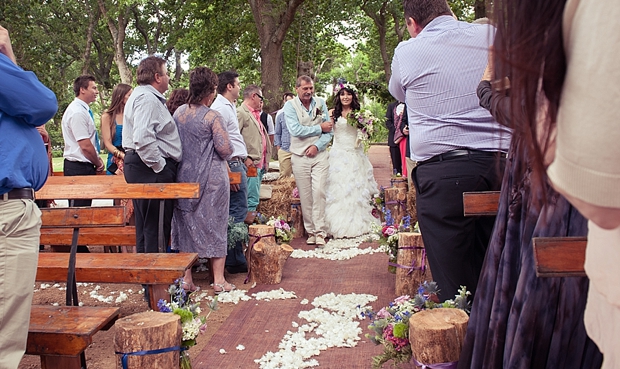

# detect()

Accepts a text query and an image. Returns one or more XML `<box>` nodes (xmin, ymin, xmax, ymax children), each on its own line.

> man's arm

<box><xmin>131</xmin><ymin>94</ymin><xmax>167</xmax><ymax>173</ymax></box>
<box><xmin>77</xmin><ymin>139</ymin><xmax>104</xmax><ymax>171</ymax></box>
<box><xmin>388</xmin><ymin>54</ymin><xmax>406</xmax><ymax>103</ymax></box>
<box><xmin>0</xmin><ymin>25</ymin><xmax>57</xmax><ymax>126</ymax></box>
<box><xmin>313</xmin><ymin>98</ymin><xmax>333</xmax><ymax>152</ymax></box>
<box><xmin>284</xmin><ymin>102</ymin><xmax>322</xmax><ymax>138</ymax></box>
<box><xmin>274</xmin><ymin>113</ymin><xmax>283</xmax><ymax>147</ymax></box>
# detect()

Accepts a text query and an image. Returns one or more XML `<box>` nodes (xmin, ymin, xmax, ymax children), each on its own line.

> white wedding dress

<box><xmin>325</xmin><ymin>116</ymin><xmax>380</xmax><ymax>238</ymax></box>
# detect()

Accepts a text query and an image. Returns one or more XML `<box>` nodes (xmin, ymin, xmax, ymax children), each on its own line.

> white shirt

<box><xmin>62</xmin><ymin>98</ymin><xmax>98</xmax><ymax>163</ymax></box>
<box><xmin>211</xmin><ymin>94</ymin><xmax>248</xmax><ymax>160</ymax></box>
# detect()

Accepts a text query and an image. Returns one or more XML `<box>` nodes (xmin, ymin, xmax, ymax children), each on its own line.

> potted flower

<box><xmin>158</xmin><ymin>280</ymin><xmax>218</xmax><ymax>369</ymax></box>
<box><xmin>362</xmin><ymin>281</ymin><xmax>470</xmax><ymax>368</ymax></box>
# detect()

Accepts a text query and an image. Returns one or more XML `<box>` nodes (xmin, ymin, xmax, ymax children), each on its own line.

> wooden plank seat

<box><xmin>533</xmin><ymin>237</ymin><xmax>587</xmax><ymax>277</ymax></box>
<box><xmin>27</xmin><ymin>305</ymin><xmax>119</xmax><ymax>369</ymax></box>
<box><xmin>36</xmin><ymin>252</ymin><xmax>198</xmax><ymax>308</ymax></box>
<box><xmin>462</xmin><ymin>191</ymin><xmax>500</xmax><ymax>216</ymax></box>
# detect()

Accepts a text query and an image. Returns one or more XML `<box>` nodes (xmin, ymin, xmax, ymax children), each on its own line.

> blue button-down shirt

<box><xmin>389</xmin><ymin>16</ymin><xmax>512</xmax><ymax>161</ymax></box>
<box><xmin>274</xmin><ymin>109</ymin><xmax>291</xmax><ymax>152</ymax></box>
<box><xmin>0</xmin><ymin>54</ymin><xmax>57</xmax><ymax>194</ymax></box>
<box><xmin>283</xmin><ymin>97</ymin><xmax>332</xmax><ymax>152</ymax></box>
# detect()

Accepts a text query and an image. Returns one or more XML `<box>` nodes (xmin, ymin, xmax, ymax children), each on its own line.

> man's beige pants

<box><xmin>0</xmin><ymin>199</ymin><xmax>41</xmax><ymax>369</ymax></box>
<box><xmin>291</xmin><ymin>150</ymin><xmax>329</xmax><ymax>238</ymax></box>
<box><xmin>278</xmin><ymin>149</ymin><xmax>293</xmax><ymax>179</ymax></box>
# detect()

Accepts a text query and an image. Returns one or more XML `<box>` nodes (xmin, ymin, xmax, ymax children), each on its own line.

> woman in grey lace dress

<box><xmin>171</xmin><ymin>67</ymin><xmax>236</xmax><ymax>294</ymax></box>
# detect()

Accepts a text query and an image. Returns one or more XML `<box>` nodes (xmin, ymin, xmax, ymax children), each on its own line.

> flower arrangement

<box><xmin>370</xmin><ymin>186</ymin><xmax>386</xmax><ymax>220</ymax></box>
<box><xmin>292</xmin><ymin>187</ymin><xmax>299</xmax><ymax>199</ymax></box>
<box><xmin>266</xmin><ymin>215</ymin><xmax>295</xmax><ymax>243</ymax></box>
<box><xmin>158</xmin><ymin>279</ymin><xmax>218</xmax><ymax>369</ymax></box>
<box><xmin>372</xmin><ymin>211</ymin><xmax>417</xmax><ymax>273</ymax></box>
<box><xmin>334</xmin><ymin>81</ymin><xmax>358</xmax><ymax>95</ymax></box>
<box><xmin>362</xmin><ymin>281</ymin><xmax>471</xmax><ymax>368</ymax></box>
<box><xmin>348</xmin><ymin>109</ymin><xmax>376</xmax><ymax>142</ymax></box>
<box><xmin>227</xmin><ymin>217</ymin><xmax>249</xmax><ymax>249</ymax></box>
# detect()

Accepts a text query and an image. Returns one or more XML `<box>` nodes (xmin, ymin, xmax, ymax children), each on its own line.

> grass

<box><xmin>52</xmin><ymin>154</ymin><xmax>108</xmax><ymax>172</ymax></box>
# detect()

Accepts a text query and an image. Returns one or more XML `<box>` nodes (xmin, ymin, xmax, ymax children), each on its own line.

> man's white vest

<box><xmin>288</xmin><ymin>96</ymin><xmax>326</xmax><ymax>156</ymax></box>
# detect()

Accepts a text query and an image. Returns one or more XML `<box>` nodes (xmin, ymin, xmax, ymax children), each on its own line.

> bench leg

<box><xmin>147</xmin><ymin>284</ymin><xmax>170</xmax><ymax>310</ymax></box>
<box><xmin>41</xmin><ymin>355</ymin><xmax>82</xmax><ymax>369</ymax></box>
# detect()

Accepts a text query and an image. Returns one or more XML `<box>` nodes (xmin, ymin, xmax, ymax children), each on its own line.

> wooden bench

<box><xmin>532</xmin><ymin>237</ymin><xmax>587</xmax><ymax>277</ymax></box>
<box><xmin>462</xmin><ymin>191</ymin><xmax>587</xmax><ymax>277</ymax></box>
<box><xmin>27</xmin><ymin>305</ymin><xmax>120</xmax><ymax>369</ymax></box>
<box><xmin>40</xmin><ymin>226</ymin><xmax>136</xmax><ymax>252</ymax></box>
<box><xmin>462</xmin><ymin>191</ymin><xmax>500</xmax><ymax>216</ymax></box>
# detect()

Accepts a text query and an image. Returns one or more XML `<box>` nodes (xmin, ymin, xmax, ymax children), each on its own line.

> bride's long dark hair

<box><xmin>332</xmin><ymin>87</ymin><xmax>361</xmax><ymax>120</ymax></box>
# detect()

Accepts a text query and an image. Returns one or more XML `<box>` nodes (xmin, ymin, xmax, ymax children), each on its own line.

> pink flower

<box><xmin>393</xmin><ymin>295</ymin><xmax>410</xmax><ymax>305</ymax></box>
<box><xmin>384</xmin><ymin>226</ymin><xmax>397</xmax><ymax>236</ymax></box>
<box><xmin>383</xmin><ymin>324</ymin><xmax>409</xmax><ymax>351</ymax></box>
<box><xmin>376</xmin><ymin>307</ymin><xmax>391</xmax><ymax>319</ymax></box>
<box><xmin>292</xmin><ymin>187</ymin><xmax>299</xmax><ymax>198</ymax></box>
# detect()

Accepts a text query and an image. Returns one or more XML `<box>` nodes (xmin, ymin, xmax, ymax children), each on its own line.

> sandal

<box><xmin>181</xmin><ymin>280</ymin><xmax>200</xmax><ymax>293</ymax></box>
<box><xmin>213</xmin><ymin>282</ymin><xmax>236</xmax><ymax>295</ymax></box>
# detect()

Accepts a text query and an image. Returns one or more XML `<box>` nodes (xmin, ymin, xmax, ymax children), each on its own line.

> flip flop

<box><xmin>213</xmin><ymin>282</ymin><xmax>236</xmax><ymax>295</ymax></box>
<box><xmin>181</xmin><ymin>280</ymin><xmax>200</xmax><ymax>292</ymax></box>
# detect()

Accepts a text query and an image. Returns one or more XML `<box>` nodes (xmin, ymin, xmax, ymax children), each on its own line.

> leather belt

<box><xmin>2</xmin><ymin>188</ymin><xmax>35</xmax><ymax>201</ymax></box>
<box><xmin>418</xmin><ymin>149</ymin><xmax>507</xmax><ymax>166</ymax></box>
<box><xmin>125</xmin><ymin>149</ymin><xmax>135</xmax><ymax>154</ymax></box>
<box><xmin>229</xmin><ymin>156</ymin><xmax>245</xmax><ymax>162</ymax></box>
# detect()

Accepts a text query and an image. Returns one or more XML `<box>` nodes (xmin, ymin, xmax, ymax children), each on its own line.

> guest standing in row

<box><xmin>275</xmin><ymin>92</ymin><xmax>295</xmax><ymax>179</ymax></box>
<box><xmin>211</xmin><ymin>70</ymin><xmax>250</xmax><ymax>274</ymax></box>
<box><xmin>171</xmin><ymin>67</ymin><xmax>236</xmax><ymax>294</ymax></box>
<box><xmin>101</xmin><ymin>83</ymin><xmax>132</xmax><ymax>175</ymax></box>
<box><xmin>0</xmin><ymin>24</ymin><xmax>58</xmax><ymax>369</ymax></box>
<box><xmin>123</xmin><ymin>56</ymin><xmax>182</xmax><ymax>256</ymax></box>
<box><xmin>62</xmin><ymin>74</ymin><xmax>104</xmax><ymax>206</ymax></box>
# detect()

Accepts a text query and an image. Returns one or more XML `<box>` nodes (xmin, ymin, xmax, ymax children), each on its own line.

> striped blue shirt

<box><xmin>389</xmin><ymin>16</ymin><xmax>512</xmax><ymax>162</ymax></box>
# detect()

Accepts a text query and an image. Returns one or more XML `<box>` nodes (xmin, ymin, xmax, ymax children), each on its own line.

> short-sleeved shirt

<box><xmin>62</xmin><ymin>98</ymin><xmax>98</xmax><ymax>163</ymax></box>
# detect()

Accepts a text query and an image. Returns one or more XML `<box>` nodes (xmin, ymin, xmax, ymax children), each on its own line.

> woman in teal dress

<box><xmin>101</xmin><ymin>83</ymin><xmax>132</xmax><ymax>175</ymax></box>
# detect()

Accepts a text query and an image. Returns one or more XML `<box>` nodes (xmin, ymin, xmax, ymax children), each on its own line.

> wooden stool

<box><xmin>409</xmin><ymin>308</ymin><xmax>469</xmax><ymax>367</ymax></box>
<box><xmin>114</xmin><ymin>311</ymin><xmax>181</xmax><ymax>369</ymax></box>
<box><xmin>246</xmin><ymin>224</ymin><xmax>293</xmax><ymax>284</ymax></box>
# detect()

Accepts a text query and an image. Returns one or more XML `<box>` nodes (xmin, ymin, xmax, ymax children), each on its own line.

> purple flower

<box><xmin>158</xmin><ymin>299</ymin><xmax>172</xmax><ymax>313</ymax></box>
<box><xmin>376</xmin><ymin>307</ymin><xmax>391</xmax><ymax>319</ymax></box>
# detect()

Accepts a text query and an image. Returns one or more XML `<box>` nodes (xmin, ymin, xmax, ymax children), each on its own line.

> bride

<box><xmin>324</xmin><ymin>83</ymin><xmax>380</xmax><ymax>239</ymax></box>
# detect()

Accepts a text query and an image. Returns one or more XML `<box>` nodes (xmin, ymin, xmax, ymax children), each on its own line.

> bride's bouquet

<box><xmin>348</xmin><ymin>109</ymin><xmax>376</xmax><ymax>142</ymax></box>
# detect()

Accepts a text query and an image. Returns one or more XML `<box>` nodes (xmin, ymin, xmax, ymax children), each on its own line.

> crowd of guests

<box><xmin>2</xmin><ymin>0</ymin><xmax>619</xmax><ymax>367</ymax></box>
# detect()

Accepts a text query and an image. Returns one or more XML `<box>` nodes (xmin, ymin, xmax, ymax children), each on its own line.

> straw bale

<box><xmin>256</xmin><ymin>177</ymin><xmax>296</xmax><ymax>219</ymax></box>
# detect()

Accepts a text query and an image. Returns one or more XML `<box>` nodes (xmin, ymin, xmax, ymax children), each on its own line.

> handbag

<box><xmin>393</xmin><ymin>104</ymin><xmax>405</xmax><ymax>144</ymax></box>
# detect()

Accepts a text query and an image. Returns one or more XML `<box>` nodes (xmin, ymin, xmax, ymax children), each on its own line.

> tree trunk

<box><xmin>384</xmin><ymin>186</ymin><xmax>407</xmax><ymax>226</ymax></box>
<box><xmin>81</xmin><ymin>7</ymin><xmax>96</xmax><ymax>75</ymax></box>
<box><xmin>409</xmin><ymin>308</ymin><xmax>469</xmax><ymax>366</ymax></box>
<box><xmin>248</xmin><ymin>0</ymin><xmax>305</xmax><ymax>115</ymax></box>
<box><xmin>246</xmin><ymin>225</ymin><xmax>294</xmax><ymax>284</ymax></box>
<box><xmin>98</xmin><ymin>0</ymin><xmax>133</xmax><ymax>84</ymax></box>
<box><xmin>114</xmin><ymin>311</ymin><xmax>181</xmax><ymax>369</ymax></box>
<box><xmin>396</xmin><ymin>232</ymin><xmax>432</xmax><ymax>296</ymax></box>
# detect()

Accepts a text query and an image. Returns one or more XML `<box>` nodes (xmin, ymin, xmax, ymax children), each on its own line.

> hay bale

<box><xmin>256</xmin><ymin>177</ymin><xmax>296</xmax><ymax>219</ymax></box>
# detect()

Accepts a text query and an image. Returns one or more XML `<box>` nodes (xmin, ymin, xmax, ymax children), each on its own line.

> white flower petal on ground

<box><xmin>291</xmin><ymin>234</ymin><xmax>382</xmax><ymax>261</ymax></box>
<box><xmin>256</xmin><ymin>292</ymin><xmax>377</xmax><ymax>369</ymax></box>
<box><xmin>219</xmin><ymin>348</ymin><xmax>227</xmax><ymax>354</ymax></box>
<box><xmin>252</xmin><ymin>288</ymin><xmax>297</xmax><ymax>301</ymax></box>
<box><xmin>236</xmin><ymin>344</ymin><xmax>245</xmax><ymax>351</ymax></box>
<box><xmin>216</xmin><ymin>289</ymin><xmax>251</xmax><ymax>304</ymax></box>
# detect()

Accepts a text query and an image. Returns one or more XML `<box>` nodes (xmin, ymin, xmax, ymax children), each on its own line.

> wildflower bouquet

<box><xmin>362</xmin><ymin>281</ymin><xmax>470</xmax><ymax>368</ymax></box>
<box><xmin>227</xmin><ymin>217</ymin><xmax>249</xmax><ymax>249</ymax></box>
<box><xmin>266</xmin><ymin>215</ymin><xmax>296</xmax><ymax>243</ymax></box>
<box><xmin>372</xmin><ymin>211</ymin><xmax>416</xmax><ymax>273</ymax></box>
<box><xmin>158</xmin><ymin>280</ymin><xmax>218</xmax><ymax>369</ymax></box>
<box><xmin>348</xmin><ymin>109</ymin><xmax>376</xmax><ymax>142</ymax></box>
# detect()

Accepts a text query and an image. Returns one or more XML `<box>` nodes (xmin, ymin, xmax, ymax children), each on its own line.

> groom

<box><xmin>284</xmin><ymin>75</ymin><xmax>333</xmax><ymax>246</ymax></box>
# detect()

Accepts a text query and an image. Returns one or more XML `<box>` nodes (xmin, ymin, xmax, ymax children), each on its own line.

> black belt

<box><xmin>2</xmin><ymin>188</ymin><xmax>35</xmax><ymax>201</ymax></box>
<box><xmin>125</xmin><ymin>149</ymin><xmax>135</xmax><ymax>154</ymax></box>
<box><xmin>418</xmin><ymin>149</ymin><xmax>507</xmax><ymax>166</ymax></box>
<box><xmin>228</xmin><ymin>156</ymin><xmax>245</xmax><ymax>163</ymax></box>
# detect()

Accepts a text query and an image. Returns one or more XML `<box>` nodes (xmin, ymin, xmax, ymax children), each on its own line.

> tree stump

<box><xmin>290</xmin><ymin>198</ymin><xmax>306</xmax><ymax>238</ymax></box>
<box><xmin>246</xmin><ymin>224</ymin><xmax>294</xmax><ymax>284</ymax></box>
<box><xmin>114</xmin><ymin>311</ymin><xmax>181</xmax><ymax>369</ymax></box>
<box><xmin>409</xmin><ymin>308</ymin><xmax>469</xmax><ymax>367</ymax></box>
<box><xmin>390</xmin><ymin>176</ymin><xmax>408</xmax><ymax>190</ymax></box>
<box><xmin>396</xmin><ymin>232</ymin><xmax>432</xmax><ymax>297</ymax></box>
<box><xmin>384</xmin><ymin>187</ymin><xmax>407</xmax><ymax>226</ymax></box>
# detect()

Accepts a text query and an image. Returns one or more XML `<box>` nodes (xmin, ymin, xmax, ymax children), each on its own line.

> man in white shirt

<box><xmin>211</xmin><ymin>70</ymin><xmax>251</xmax><ymax>273</ymax></box>
<box><xmin>62</xmin><ymin>74</ymin><xmax>103</xmax><ymax>206</ymax></box>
